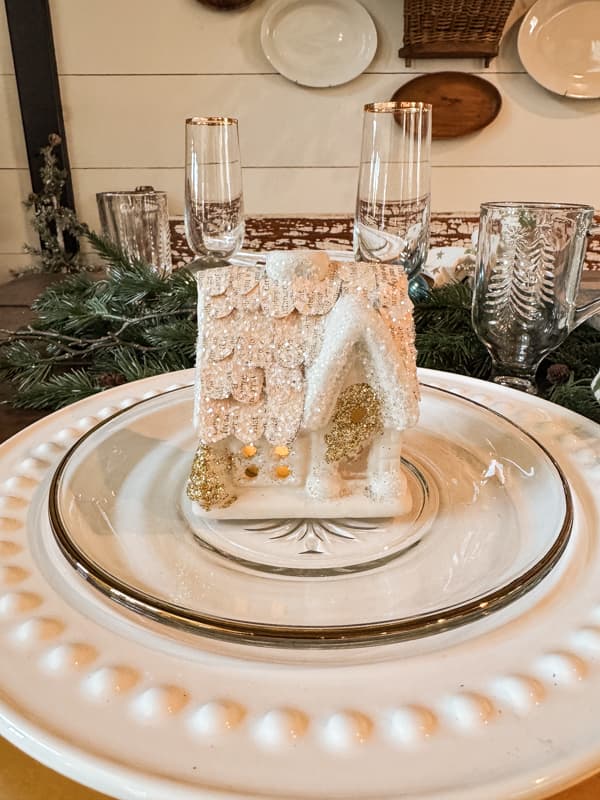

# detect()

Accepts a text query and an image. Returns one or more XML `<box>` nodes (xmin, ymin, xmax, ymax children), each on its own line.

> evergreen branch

<box><xmin>8</xmin><ymin>370</ymin><xmax>100</xmax><ymax>410</ymax></box>
<box><xmin>86</xmin><ymin>230</ymin><xmax>130</xmax><ymax>266</ymax></box>
<box><xmin>413</xmin><ymin>282</ymin><xmax>474</xmax><ymax>333</ymax></box>
<box><xmin>416</xmin><ymin>330</ymin><xmax>492</xmax><ymax>379</ymax></box>
<box><xmin>414</xmin><ymin>281</ymin><xmax>473</xmax><ymax>311</ymax></box>
<box><xmin>548</xmin><ymin>376</ymin><xmax>600</xmax><ymax>424</ymax></box>
<box><xmin>0</xmin><ymin>327</ymin><xmax>92</xmax><ymax>346</ymax></box>
<box><xmin>0</xmin><ymin>251</ymin><xmax>199</xmax><ymax>408</ymax></box>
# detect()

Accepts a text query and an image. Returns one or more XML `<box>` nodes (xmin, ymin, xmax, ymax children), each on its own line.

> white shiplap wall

<box><xmin>1</xmin><ymin>0</ymin><xmax>600</xmax><ymax>282</ymax></box>
<box><xmin>0</xmin><ymin>2</ymin><xmax>36</xmax><ymax>278</ymax></box>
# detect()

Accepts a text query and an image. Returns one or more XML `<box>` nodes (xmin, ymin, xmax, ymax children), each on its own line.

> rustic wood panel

<box><xmin>68</xmin><ymin>166</ymin><xmax>600</xmax><ymax>236</ymax></box>
<box><xmin>5</xmin><ymin>0</ymin><xmax>76</xmax><ymax>219</ymax></box>
<box><xmin>170</xmin><ymin>213</ymin><xmax>600</xmax><ymax>270</ymax></box>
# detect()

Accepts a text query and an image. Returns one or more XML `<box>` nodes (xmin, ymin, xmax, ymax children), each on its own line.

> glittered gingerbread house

<box><xmin>187</xmin><ymin>251</ymin><xmax>419</xmax><ymax>519</ymax></box>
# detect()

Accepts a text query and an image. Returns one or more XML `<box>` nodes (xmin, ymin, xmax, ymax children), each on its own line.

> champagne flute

<box><xmin>354</xmin><ymin>101</ymin><xmax>432</xmax><ymax>296</ymax></box>
<box><xmin>184</xmin><ymin>117</ymin><xmax>245</xmax><ymax>270</ymax></box>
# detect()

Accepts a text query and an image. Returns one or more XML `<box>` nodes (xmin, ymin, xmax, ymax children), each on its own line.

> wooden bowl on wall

<box><xmin>392</xmin><ymin>72</ymin><xmax>502</xmax><ymax>139</ymax></box>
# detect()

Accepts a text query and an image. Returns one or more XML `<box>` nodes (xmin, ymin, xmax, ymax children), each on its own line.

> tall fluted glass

<box><xmin>354</xmin><ymin>102</ymin><xmax>432</xmax><ymax>292</ymax></box>
<box><xmin>185</xmin><ymin>117</ymin><xmax>244</xmax><ymax>269</ymax></box>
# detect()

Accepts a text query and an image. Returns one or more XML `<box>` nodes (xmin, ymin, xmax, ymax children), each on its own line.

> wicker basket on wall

<box><xmin>399</xmin><ymin>0</ymin><xmax>516</xmax><ymax>67</ymax></box>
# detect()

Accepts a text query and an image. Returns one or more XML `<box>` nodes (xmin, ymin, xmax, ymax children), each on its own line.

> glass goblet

<box><xmin>184</xmin><ymin>116</ymin><xmax>245</xmax><ymax>270</ymax></box>
<box><xmin>472</xmin><ymin>201</ymin><xmax>600</xmax><ymax>394</ymax></box>
<box><xmin>354</xmin><ymin>101</ymin><xmax>432</xmax><ymax>297</ymax></box>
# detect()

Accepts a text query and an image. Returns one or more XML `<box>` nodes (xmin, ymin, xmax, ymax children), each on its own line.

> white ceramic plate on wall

<box><xmin>518</xmin><ymin>0</ymin><xmax>600</xmax><ymax>98</ymax></box>
<box><xmin>260</xmin><ymin>0</ymin><xmax>377</xmax><ymax>87</ymax></box>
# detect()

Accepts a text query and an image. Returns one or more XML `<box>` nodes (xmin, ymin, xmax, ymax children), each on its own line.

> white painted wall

<box><xmin>0</xmin><ymin>2</ymin><xmax>36</xmax><ymax>278</ymax></box>
<box><xmin>1</xmin><ymin>0</ymin><xmax>600</xmax><ymax>282</ymax></box>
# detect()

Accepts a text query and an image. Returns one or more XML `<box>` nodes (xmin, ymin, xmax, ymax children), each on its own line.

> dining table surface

<box><xmin>1</xmin><ymin>215</ymin><xmax>600</xmax><ymax>800</ymax></box>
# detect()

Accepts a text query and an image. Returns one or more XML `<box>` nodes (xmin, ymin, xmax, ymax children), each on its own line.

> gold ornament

<box><xmin>273</xmin><ymin>445</ymin><xmax>289</xmax><ymax>459</ymax></box>
<box><xmin>275</xmin><ymin>464</ymin><xmax>291</xmax><ymax>479</ymax></box>
<box><xmin>325</xmin><ymin>383</ymin><xmax>383</xmax><ymax>464</ymax></box>
<box><xmin>186</xmin><ymin>444</ymin><xmax>236</xmax><ymax>511</ymax></box>
<box><xmin>245</xmin><ymin>465</ymin><xmax>259</xmax><ymax>478</ymax></box>
<box><xmin>241</xmin><ymin>444</ymin><xmax>257</xmax><ymax>458</ymax></box>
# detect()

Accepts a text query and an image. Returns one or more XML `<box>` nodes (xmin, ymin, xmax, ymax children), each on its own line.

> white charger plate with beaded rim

<box><xmin>0</xmin><ymin>368</ymin><xmax>599</xmax><ymax>799</ymax></box>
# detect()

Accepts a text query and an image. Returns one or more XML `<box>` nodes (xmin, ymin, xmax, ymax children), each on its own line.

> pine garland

<box><xmin>0</xmin><ymin>260</ymin><xmax>598</xmax><ymax>423</ymax></box>
<box><xmin>1</xmin><ymin>236</ymin><xmax>197</xmax><ymax>408</ymax></box>
<box><xmin>413</xmin><ymin>283</ymin><xmax>491</xmax><ymax>380</ymax></box>
<box><xmin>4</xmin><ymin>135</ymin><xmax>596</xmax><ymax>421</ymax></box>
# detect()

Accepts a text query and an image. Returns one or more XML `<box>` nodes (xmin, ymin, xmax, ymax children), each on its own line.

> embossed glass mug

<box><xmin>472</xmin><ymin>202</ymin><xmax>600</xmax><ymax>393</ymax></box>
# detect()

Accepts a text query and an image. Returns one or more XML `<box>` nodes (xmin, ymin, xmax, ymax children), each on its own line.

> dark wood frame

<box><xmin>4</xmin><ymin>0</ymin><xmax>78</xmax><ymax>252</ymax></box>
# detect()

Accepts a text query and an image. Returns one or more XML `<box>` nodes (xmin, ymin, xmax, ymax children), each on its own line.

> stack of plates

<box><xmin>1</xmin><ymin>261</ymin><xmax>600</xmax><ymax>798</ymax></box>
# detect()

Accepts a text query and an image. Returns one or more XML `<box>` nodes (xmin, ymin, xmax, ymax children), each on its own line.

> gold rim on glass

<box><xmin>48</xmin><ymin>384</ymin><xmax>573</xmax><ymax>650</ymax></box>
<box><xmin>364</xmin><ymin>101</ymin><xmax>432</xmax><ymax>113</ymax></box>
<box><xmin>481</xmin><ymin>201</ymin><xmax>594</xmax><ymax>212</ymax></box>
<box><xmin>185</xmin><ymin>116</ymin><xmax>238</xmax><ymax>126</ymax></box>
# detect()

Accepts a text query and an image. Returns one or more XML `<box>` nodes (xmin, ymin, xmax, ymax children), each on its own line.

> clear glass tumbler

<box><xmin>354</xmin><ymin>101</ymin><xmax>432</xmax><ymax>293</ymax></box>
<box><xmin>184</xmin><ymin>116</ymin><xmax>245</xmax><ymax>269</ymax></box>
<box><xmin>472</xmin><ymin>201</ymin><xmax>600</xmax><ymax>393</ymax></box>
<box><xmin>96</xmin><ymin>186</ymin><xmax>172</xmax><ymax>276</ymax></box>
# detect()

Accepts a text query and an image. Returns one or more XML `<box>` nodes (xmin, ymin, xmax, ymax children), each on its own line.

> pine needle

<box><xmin>1</xmin><ymin>264</ymin><xmax>599</xmax><ymax>421</ymax></box>
<box><xmin>10</xmin><ymin>370</ymin><xmax>100</xmax><ymax>410</ymax></box>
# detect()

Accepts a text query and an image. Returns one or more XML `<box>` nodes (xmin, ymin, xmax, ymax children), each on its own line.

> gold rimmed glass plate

<box><xmin>48</xmin><ymin>384</ymin><xmax>572</xmax><ymax>648</ymax></box>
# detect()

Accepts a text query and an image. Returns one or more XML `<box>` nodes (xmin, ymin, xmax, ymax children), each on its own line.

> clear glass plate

<box><xmin>48</xmin><ymin>384</ymin><xmax>572</xmax><ymax>648</ymax></box>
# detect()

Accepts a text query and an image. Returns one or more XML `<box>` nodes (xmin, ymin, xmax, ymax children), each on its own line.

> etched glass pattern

<box><xmin>472</xmin><ymin>202</ymin><xmax>596</xmax><ymax>393</ymax></box>
<box><xmin>96</xmin><ymin>187</ymin><xmax>172</xmax><ymax>276</ymax></box>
